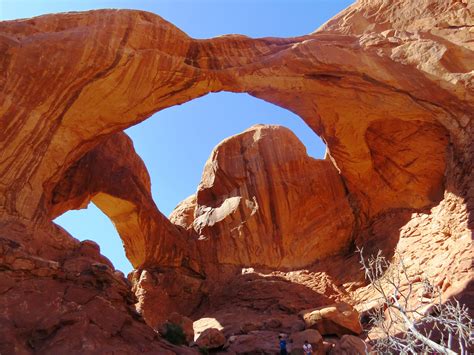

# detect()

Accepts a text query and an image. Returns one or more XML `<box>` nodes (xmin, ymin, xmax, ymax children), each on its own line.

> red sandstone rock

<box><xmin>0</xmin><ymin>235</ymin><xmax>196</xmax><ymax>354</ymax></box>
<box><xmin>224</xmin><ymin>330</ymin><xmax>281</xmax><ymax>354</ymax></box>
<box><xmin>130</xmin><ymin>267</ymin><xmax>205</xmax><ymax>329</ymax></box>
<box><xmin>329</xmin><ymin>335</ymin><xmax>372</xmax><ymax>355</ymax></box>
<box><xmin>171</xmin><ymin>124</ymin><xmax>354</xmax><ymax>269</ymax></box>
<box><xmin>290</xmin><ymin>329</ymin><xmax>324</xmax><ymax>355</ymax></box>
<box><xmin>166</xmin><ymin>312</ymin><xmax>195</xmax><ymax>344</ymax></box>
<box><xmin>0</xmin><ymin>0</ymin><xmax>472</xmax><ymax>352</ymax></box>
<box><xmin>299</xmin><ymin>303</ymin><xmax>362</xmax><ymax>337</ymax></box>
<box><xmin>195</xmin><ymin>327</ymin><xmax>226</xmax><ymax>349</ymax></box>
<box><xmin>49</xmin><ymin>132</ymin><xmax>193</xmax><ymax>269</ymax></box>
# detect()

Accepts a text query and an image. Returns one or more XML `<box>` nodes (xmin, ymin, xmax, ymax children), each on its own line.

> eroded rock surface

<box><xmin>0</xmin><ymin>229</ymin><xmax>196</xmax><ymax>354</ymax></box>
<box><xmin>0</xmin><ymin>0</ymin><xmax>472</xmax><ymax>352</ymax></box>
<box><xmin>49</xmin><ymin>132</ymin><xmax>193</xmax><ymax>269</ymax></box>
<box><xmin>170</xmin><ymin>124</ymin><xmax>354</xmax><ymax>269</ymax></box>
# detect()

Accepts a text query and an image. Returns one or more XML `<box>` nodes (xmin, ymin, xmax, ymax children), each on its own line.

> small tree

<box><xmin>357</xmin><ymin>248</ymin><xmax>473</xmax><ymax>354</ymax></box>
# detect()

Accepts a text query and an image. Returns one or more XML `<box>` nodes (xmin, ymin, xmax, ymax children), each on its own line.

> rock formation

<box><xmin>170</xmin><ymin>124</ymin><xmax>355</xmax><ymax>269</ymax></box>
<box><xmin>49</xmin><ymin>132</ymin><xmax>193</xmax><ymax>269</ymax></box>
<box><xmin>0</xmin><ymin>0</ymin><xmax>472</xmax><ymax>352</ymax></box>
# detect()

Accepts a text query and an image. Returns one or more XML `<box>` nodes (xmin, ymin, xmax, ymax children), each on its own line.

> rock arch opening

<box><xmin>125</xmin><ymin>92</ymin><xmax>327</xmax><ymax>216</ymax></box>
<box><xmin>53</xmin><ymin>92</ymin><xmax>330</xmax><ymax>273</ymax></box>
<box><xmin>54</xmin><ymin>203</ymin><xmax>133</xmax><ymax>273</ymax></box>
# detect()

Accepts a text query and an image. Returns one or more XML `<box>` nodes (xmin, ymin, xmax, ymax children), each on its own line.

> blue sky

<box><xmin>3</xmin><ymin>0</ymin><xmax>353</xmax><ymax>273</ymax></box>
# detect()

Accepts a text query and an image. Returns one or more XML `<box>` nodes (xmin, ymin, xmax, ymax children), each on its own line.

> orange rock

<box><xmin>0</xmin><ymin>236</ymin><xmax>196</xmax><ymax>354</ymax></box>
<box><xmin>1</xmin><ymin>2</ymin><xmax>469</xmax><ymax>227</ymax></box>
<box><xmin>299</xmin><ymin>303</ymin><xmax>362</xmax><ymax>337</ymax></box>
<box><xmin>195</xmin><ymin>327</ymin><xmax>226</xmax><ymax>349</ymax></box>
<box><xmin>224</xmin><ymin>330</ymin><xmax>282</xmax><ymax>354</ymax></box>
<box><xmin>171</xmin><ymin>124</ymin><xmax>355</xmax><ymax>269</ymax></box>
<box><xmin>0</xmin><ymin>0</ymin><xmax>472</xmax><ymax>352</ymax></box>
<box><xmin>130</xmin><ymin>268</ymin><xmax>205</xmax><ymax>330</ymax></box>
<box><xmin>329</xmin><ymin>335</ymin><xmax>372</xmax><ymax>355</ymax></box>
<box><xmin>165</xmin><ymin>312</ymin><xmax>195</xmax><ymax>344</ymax></box>
<box><xmin>49</xmin><ymin>132</ymin><xmax>193</xmax><ymax>269</ymax></box>
<box><xmin>290</xmin><ymin>329</ymin><xmax>324</xmax><ymax>354</ymax></box>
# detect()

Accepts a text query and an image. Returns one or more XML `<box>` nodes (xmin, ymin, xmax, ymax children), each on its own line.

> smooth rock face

<box><xmin>1</xmin><ymin>1</ymin><xmax>470</xmax><ymax>226</ymax></box>
<box><xmin>170</xmin><ymin>124</ymin><xmax>355</xmax><ymax>269</ymax></box>
<box><xmin>0</xmin><ymin>0</ymin><xmax>472</xmax><ymax>352</ymax></box>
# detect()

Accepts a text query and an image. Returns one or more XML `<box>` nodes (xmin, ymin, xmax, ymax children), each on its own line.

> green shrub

<box><xmin>162</xmin><ymin>322</ymin><xmax>186</xmax><ymax>346</ymax></box>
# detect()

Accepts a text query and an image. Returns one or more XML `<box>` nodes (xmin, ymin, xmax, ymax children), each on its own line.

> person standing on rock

<box><xmin>279</xmin><ymin>335</ymin><xmax>288</xmax><ymax>355</ymax></box>
<box><xmin>303</xmin><ymin>340</ymin><xmax>313</xmax><ymax>354</ymax></box>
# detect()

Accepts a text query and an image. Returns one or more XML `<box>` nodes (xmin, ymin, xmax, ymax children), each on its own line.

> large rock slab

<box><xmin>300</xmin><ymin>303</ymin><xmax>362</xmax><ymax>337</ymax></box>
<box><xmin>329</xmin><ymin>335</ymin><xmax>372</xmax><ymax>355</ymax></box>
<box><xmin>195</xmin><ymin>328</ymin><xmax>226</xmax><ymax>349</ymax></box>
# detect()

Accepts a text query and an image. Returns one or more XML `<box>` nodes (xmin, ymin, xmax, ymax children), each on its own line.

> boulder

<box><xmin>225</xmin><ymin>331</ymin><xmax>281</xmax><ymax>354</ymax></box>
<box><xmin>264</xmin><ymin>318</ymin><xmax>283</xmax><ymax>330</ymax></box>
<box><xmin>240</xmin><ymin>321</ymin><xmax>263</xmax><ymax>334</ymax></box>
<box><xmin>170</xmin><ymin>124</ymin><xmax>355</xmax><ymax>269</ymax></box>
<box><xmin>299</xmin><ymin>303</ymin><xmax>362</xmax><ymax>337</ymax></box>
<box><xmin>193</xmin><ymin>317</ymin><xmax>225</xmax><ymax>341</ymax></box>
<box><xmin>195</xmin><ymin>328</ymin><xmax>226</xmax><ymax>349</ymax></box>
<box><xmin>330</xmin><ymin>335</ymin><xmax>372</xmax><ymax>355</ymax></box>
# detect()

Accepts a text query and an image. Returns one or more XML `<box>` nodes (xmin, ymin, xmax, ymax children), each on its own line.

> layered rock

<box><xmin>1</xmin><ymin>1</ymin><xmax>470</xmax><ymax>228</ymax></box>
<box><xmin>170</xmin><ymin>124</ymin><xmax>355</xmax><ymax>269</ymax></box>
<box><xmin>0</xmin><ymin>0</ymin><xmax>472</xmax><ymax>352</ymax></box>
<box><xmin>0</xmin><ymin>228</ymin><xmax>196</xmax><ymax>354</ymax></box>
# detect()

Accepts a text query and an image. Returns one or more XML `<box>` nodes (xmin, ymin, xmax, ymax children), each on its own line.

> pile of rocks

<box><xmin>186</xmin><ymin>301</ymin><xmax>371</xmax><ymax>354</ymax></box>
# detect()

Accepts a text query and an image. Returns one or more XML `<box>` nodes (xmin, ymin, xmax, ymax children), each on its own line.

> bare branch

<box><xmin>357</xmin><ymin>248</ymin><xmax>473</xmax><ymax>354</ymax></box>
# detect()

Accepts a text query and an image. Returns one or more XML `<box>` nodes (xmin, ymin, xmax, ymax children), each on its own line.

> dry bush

<box><xmin>357</xmin><ymin>248</ymin><xmax>473</xmax><ymax>354</ymax></box>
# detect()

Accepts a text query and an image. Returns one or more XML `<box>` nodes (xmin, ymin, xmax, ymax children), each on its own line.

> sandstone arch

<box><xmin>0</xmin><ymin>0</ymin><xmax>472</xmax><ymax>351</ymax></box>
<box><xmin>49</xmin><ymin>132</ymin><xmax>194</xmax><ymax>269</ymax></box>
<box><xmin>1</xmin><ymin>3</ymin><xmax>471</xmax><ymax>229</ymax></box>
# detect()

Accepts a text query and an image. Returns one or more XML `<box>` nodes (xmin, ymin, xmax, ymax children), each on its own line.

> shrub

<box><xmin>162</xmin><ymin>322</ymin><xmax>187</xmax><ymax>346</ymax></box>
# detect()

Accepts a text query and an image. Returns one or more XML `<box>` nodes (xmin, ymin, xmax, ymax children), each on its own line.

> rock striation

<box><xmin>170</xmin><ymin>124</ymin><xmax>355</xmax><ymax>269</ymax></box>
<box><xmin>0</xmin><ymin>0</ymin><xmax>472</xmax><ymax>352</ymax></box>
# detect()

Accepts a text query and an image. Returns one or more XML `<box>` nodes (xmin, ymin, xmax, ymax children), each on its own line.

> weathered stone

<box><xmin>0</xmin><ymin>0</ymin><xmax>472</xmax><ymax>352</ymax></box>
<box><xmin>225</xmin><ymin>331</ymin><xmax>281</xmax><ymax>354</ymax></box>
<box><xmin>166</xmin><ymin>312</ymin><xmax>195</xmax><ymax>344</ymax></box>
<box><xmin>300</xmin><ymin>303</ymin><xmax>362</xmax><ymax>337</ymax></box>
<box><xmin>195</xmin><ymin>328</ymin><xmax>226</xmax><ymax>349</ymax></box>
<box><xmin>330</xmin><ymin>335</ymin><xmax>372</xmax><ymax>355</ymax></box>
<box><xmin>290</xmin><ymin>329</ymin><xmax>324</xmax><ymax>355</ymax></box>
<box><xmin>170</xmin><ymin>125</ymin><xmax>355</xmax><ymax>269</ymax></box>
